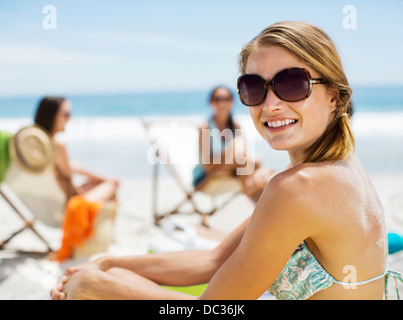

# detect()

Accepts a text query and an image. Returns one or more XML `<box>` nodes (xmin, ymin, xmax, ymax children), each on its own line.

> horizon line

<box><xmin>1</xmin><ymin>84</ymin><xmax>403</xmax><ymax>100</ymax></box>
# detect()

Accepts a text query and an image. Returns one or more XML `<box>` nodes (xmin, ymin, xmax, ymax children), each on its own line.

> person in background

<box><xmin>34</xmin><ymin>96</ymin><xmax>119</xmax><ymax>203</ymax></box>
<box><xmin>192</xmin><ymin>86</ymin><xmax>276</xmax><ymax>203</ymax></box>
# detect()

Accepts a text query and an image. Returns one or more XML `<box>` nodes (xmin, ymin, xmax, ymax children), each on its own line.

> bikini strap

<box><xmin>385</xmin><ymin>270</ymin><xmax>403</xmax><ymax>300</ymax></box>
<box><xmin>333</xmin><ymin>269</ymin><xmax>388</xmax><ymax>286</ymax></box>
<box><xmin>329</xmin><ymin>267</ymin><xmax>403</xmax><ymax>300</ymax></box>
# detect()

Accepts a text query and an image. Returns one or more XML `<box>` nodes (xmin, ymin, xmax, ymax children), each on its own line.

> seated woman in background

<box><xmin>192</xmin><ymin>86</ymin><xmax>276</xmax><ymax>203</ymax></box>
<box><xmin>34</xmin><ymin>96</ymin><xmax>119</xmax><ymax>203</ymax></box>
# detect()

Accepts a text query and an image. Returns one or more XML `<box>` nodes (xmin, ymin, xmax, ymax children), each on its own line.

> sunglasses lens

<box><xmin>238</xmin><ymin>75</ymin><xmax>265</xmax><ymax>106</ymax></box>
<box><xmin>274</xmin><ymin>68</ymin><xmax>310</xmax><ymax>102</ymax></box>
<box><xmin>213</xmin><ymin>97</ymin><xmax>232</xmax><ymax>103</ymax></box>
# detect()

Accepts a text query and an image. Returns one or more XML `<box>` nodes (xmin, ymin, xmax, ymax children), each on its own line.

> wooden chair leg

<box><xmin>0</xmin><ymin>188</ymin><xmax>54</xmax><ymax>253</ymax></box>
<box><xmin>0</xmin><ymin>226</ymin><xmax>27</xmax><ymax>249</ymax></box>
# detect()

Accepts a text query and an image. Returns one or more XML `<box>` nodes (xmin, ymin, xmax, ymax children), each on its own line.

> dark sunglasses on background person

<box><xmin>212</xmin><ymin>96</ymin><xmax>233</xmax><ymax>103</ymax></box>
<box><xmin>237</xmin><ymin>67</ymin><xmax>326</xmax><ymax>106</ymax></box>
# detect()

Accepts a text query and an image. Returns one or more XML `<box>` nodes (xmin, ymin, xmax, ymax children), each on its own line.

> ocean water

<box><xmin>1</xmin><ymin>86</ymin><xmax>403</xmax><ymax>118</ymax></box>
<box><xmin>0</xmin><ymin>87</ymin><xmax>402</xmax><ymax>180</ymax></box>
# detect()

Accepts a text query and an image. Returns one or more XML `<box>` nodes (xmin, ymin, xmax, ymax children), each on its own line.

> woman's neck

<box><xmin>213</xmin><ymin>114</ymin><xmax>229</xmax><ymax>131</ymax></box>
<box><xmin>50</xmin><ymin>132</ymin><xmax>57</xmax><ymax>143</ymax></box>
<box><xmin>288</xmin><ymin>149</ymin><xmax>306</xmax><ymax>168</ymax></box>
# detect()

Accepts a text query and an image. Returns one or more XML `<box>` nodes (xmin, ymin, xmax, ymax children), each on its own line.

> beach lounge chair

<box><xmin>0</xmin><ymin>129</ymin><xmax>55</xmax><ymax>252</ymax></box>
<box><xmin>0</xmin><ymin>183</ymin><xmax>55</xmax><ymax>253</ymax></box>
<box><xmin>142</xmin><ymin>119</ymin><xmax>243</xmax><ymax>227</ymax></box>
<box><xmin>0</xmin><ymin>126</ymin><xmax>115</xmax><ymax>259</ymax></box>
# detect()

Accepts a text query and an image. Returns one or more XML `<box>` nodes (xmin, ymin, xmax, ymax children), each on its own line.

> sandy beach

<box><xmin>1</xmin><ymin>171</ymin><xmax>403</xmax><ymax>300</ymax></box>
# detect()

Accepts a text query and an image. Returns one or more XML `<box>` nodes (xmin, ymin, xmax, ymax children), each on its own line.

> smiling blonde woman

<box><xmin>51</xmin><ymin>21</ymin><xmax>402</xmax><ymax>300</ymax></box>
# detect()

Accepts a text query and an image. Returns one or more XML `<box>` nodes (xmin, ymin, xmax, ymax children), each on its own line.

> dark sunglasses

<box><xmin>212</xmin><ymin>96</ymin><xmax>232</xmax><ymax>103</ymax></box>
<box><xmin>237</xmin><ymin>68</ymin><xmax>326</xmax><ymax>106</ymax></box>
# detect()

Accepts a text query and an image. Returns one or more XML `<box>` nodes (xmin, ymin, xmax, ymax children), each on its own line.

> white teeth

<box><xmin>266</xmin><ymin>119</ymin><xmax>296</xmax><ymax>128</ymax></box>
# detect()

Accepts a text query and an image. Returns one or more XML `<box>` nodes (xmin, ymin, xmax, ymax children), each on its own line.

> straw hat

<box><xmin>9</xmin><ymin>125</ymin><xmax>54</xmax><ymax>173</ymax></box>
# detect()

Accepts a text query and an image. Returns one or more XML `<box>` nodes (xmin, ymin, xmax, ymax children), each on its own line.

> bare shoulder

<box><xmin>231</xmin><ymin>162</ymin><xmax>342</xmax><ymax>284</ymax></box>
<box><xmin>272</xmin><ymin>161</ymin><xmax>358</xmax><ymax>202</ymax></box>
<box><xmin>198</xmin><ymin>122</ymin><xmax>209</xmax><ymax>135</ymax></box>
<box><xmin>246</xmin><ymin>163</ymin><xmax>331</xmax><ymax>245</ymax></box>
<box><xmin>52</xmin><ymin>140</ymin><xmax>67</xmax><ymax>154</ymax></box>
<box><xmin>199</xmin><ymin>121</ymin><xmax>209</xmax><ymax>130</ymax></box>
<box><xmin>265</xmin><ymin>162</ymin><xmax>339</xmax><ymax>206</ymax></box>
<box><xmin>265</xmin><ymin>159</ymin><xmax>385</xmax><ymax>241</ymax></box>
<box><xmin>233</xmin><ymin>121</ymin><xmax>242</xmax><ymax>130</ymax></box>
<box><xmin>258</xmin><ymin>161</ymin><xmax>357</xmax><ymax>235</ymax></box>
<box><xmin>52</xmin><ymin>141</ymin><xmax>70</xmax><ymax>172</ymax></box>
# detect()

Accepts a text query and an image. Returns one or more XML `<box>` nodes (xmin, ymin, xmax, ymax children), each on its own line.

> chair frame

<box><xmin>0</xmin><ymin>184</ymin><xmax>54</xmax><ymax>253</ymax></box>
<box><xmin>142</xmin><ymin>120</ymin><xmax>243</xmax><ymax>227</ymax></box>
<box><xmin>1</xmin><ymin>126</ymin><xmax>116</xmax><ymax>258</ymax></box>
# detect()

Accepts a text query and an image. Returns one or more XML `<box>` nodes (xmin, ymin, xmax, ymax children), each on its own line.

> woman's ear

<box><xmin>329</xmin><ymin>88</ymin><xmax>338</xmax><ymax>113</ymax></box>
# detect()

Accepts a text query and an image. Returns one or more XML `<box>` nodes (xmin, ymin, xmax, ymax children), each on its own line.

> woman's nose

<box><xmin>262</xmin><ymin>87</ymin><xmax>285</xmax><ymax>113</ymax></box>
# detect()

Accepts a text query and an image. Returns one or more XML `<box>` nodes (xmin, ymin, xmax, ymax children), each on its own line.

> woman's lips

<box><xmin>263</xmin><ymin>119</ymin><xmax>298</xmax><ymax>132</ymax></box>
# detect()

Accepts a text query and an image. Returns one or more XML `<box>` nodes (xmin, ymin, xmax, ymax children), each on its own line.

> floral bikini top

<box><xmin>268</xmin><ymin>242</ymin><xmax>403</xmax><ymax>300</ymax></box>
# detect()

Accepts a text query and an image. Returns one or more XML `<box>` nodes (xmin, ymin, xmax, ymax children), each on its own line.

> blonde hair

<box><xmin>239</xmin><ymin>21</ymin><xmax>355</xmax><ymax>163</ymax></box>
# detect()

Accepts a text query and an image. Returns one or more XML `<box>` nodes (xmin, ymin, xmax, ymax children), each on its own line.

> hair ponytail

<box><xmin>304</xmin><ymin>110</ymin><xmax>355</xmax><ymax>163</ymax></box>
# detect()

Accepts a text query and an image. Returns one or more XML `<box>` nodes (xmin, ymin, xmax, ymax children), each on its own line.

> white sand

<box><xmin>0</xmin><ymin>173</ymin><xmax>402</xmax><ymax>300</ymax></box>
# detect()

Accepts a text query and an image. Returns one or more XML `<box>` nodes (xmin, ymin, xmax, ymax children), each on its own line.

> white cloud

<box><xmin>0</xmin><ymin>43</ymin><xmax>117</xmax><ymax>65</ymax></box>
<box><xmin>0</xmin><ymin>31</ymin><xmax>241</xmax><ymax>96</ymax></box>
<box><xmin>80</xmin><ymin>30</ymin><xmax>240</xmax><ymax>56</ymax></box>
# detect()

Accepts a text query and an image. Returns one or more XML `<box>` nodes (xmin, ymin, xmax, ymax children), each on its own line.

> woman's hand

<box><xmin>59</xmin><ymin>269</ymin><xmax>100</xmax><ymax>300</ymax></box>
<box><xmin>50</xmin><ymin>257</ymin><xmax>107</xmax><ymax>300</ymax></box>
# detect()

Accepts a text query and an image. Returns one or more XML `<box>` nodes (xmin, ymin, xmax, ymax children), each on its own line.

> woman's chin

<box><xmin>265</xmin><ymin>137</ymin><xmax>293</xmax><ymax>151</ymax></box>
<box><xmin>269</xmin><ymin>144</ymin><xmax>288</xmax><ymax>151</ymax></box>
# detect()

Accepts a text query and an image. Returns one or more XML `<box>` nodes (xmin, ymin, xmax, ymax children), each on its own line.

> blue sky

<box><xmin>0</xmin><ymin>0</ymin><xmax>402</xmax><ymax>97</ymax></box>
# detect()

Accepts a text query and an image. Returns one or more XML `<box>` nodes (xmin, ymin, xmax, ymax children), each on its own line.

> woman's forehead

<box><xmin>60</xmin><ymin>100</ymin><xmax>72</xmax><ymax>110</ymax></box>
<box><xmin>245</xmin><ymin>46</ymin><xmax>316</xmax><ymax>79</ymax></box>
<box><xmin>214</xmin><ymin>88</ymin><xmax>231</xmax><ymax>97</ymax></box>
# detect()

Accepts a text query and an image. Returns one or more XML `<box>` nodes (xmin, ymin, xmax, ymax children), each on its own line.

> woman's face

<box><xmin>210</xmin><ymin>88</ymin><xmax>233</xmax><ymax>119</ymax></box>
<box><xmin>53</xmin><ymin>100</ymin><xmax>72</xmax><ymax>134</ymax></box>
<box><xmin>245</xmin><ymin>46</ymin><xmax>337</xmax><ymax>164</ymax></box>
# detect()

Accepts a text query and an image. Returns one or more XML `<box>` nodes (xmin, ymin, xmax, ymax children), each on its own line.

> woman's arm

<box><xmin>69</xmin><ymin>161</ymin><xmax>110</xmax><ymax>183</ymax></box>
<box><xmin>51</xmin><ymin>217</ymin><xmax>250</xmax><ymax>299</ymax></box>
<box><xmin>52</xmin><ymin>142</ymin><xmax>98</xmax><ymax>181</ymax></box>
<box><xmin>199</xmin><ymin>170</ymin><xmax>326</xmax><ymax>299</ymax></box>
<box><xmin>59</xmin><ymin>170</ymin><xmax>317</xmax><ymax>300</ymax></box>
<box><xmin>52</xmin><ymin>141</ymin><xmax>72</xmax><ymax>177</ymax></box>
<box><xmin>60</xmin><ymin>268</ymin><xmax>196</xmax><ymax>300</ymax></box>
<box><xmin>103</xmin><ymin>217</ymin><xmax>249</xmax><ymax>286</ymax></box>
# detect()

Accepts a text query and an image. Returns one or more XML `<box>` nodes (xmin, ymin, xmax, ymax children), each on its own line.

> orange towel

<box><xmin>56</xmin><ymin>195</ymin><xmax>102</xmax><ymax>261</ymax></box>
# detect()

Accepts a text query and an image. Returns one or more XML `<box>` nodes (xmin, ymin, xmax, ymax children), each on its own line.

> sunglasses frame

<box><xmin>212</xmin><ymin>96</ymin><xmax>233</xmax><ymax>103</ymax></box>
<box><xmin>237</xmin><ymin>67</ymin><xmax>326</xmax><ymax>106</ymax></box>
